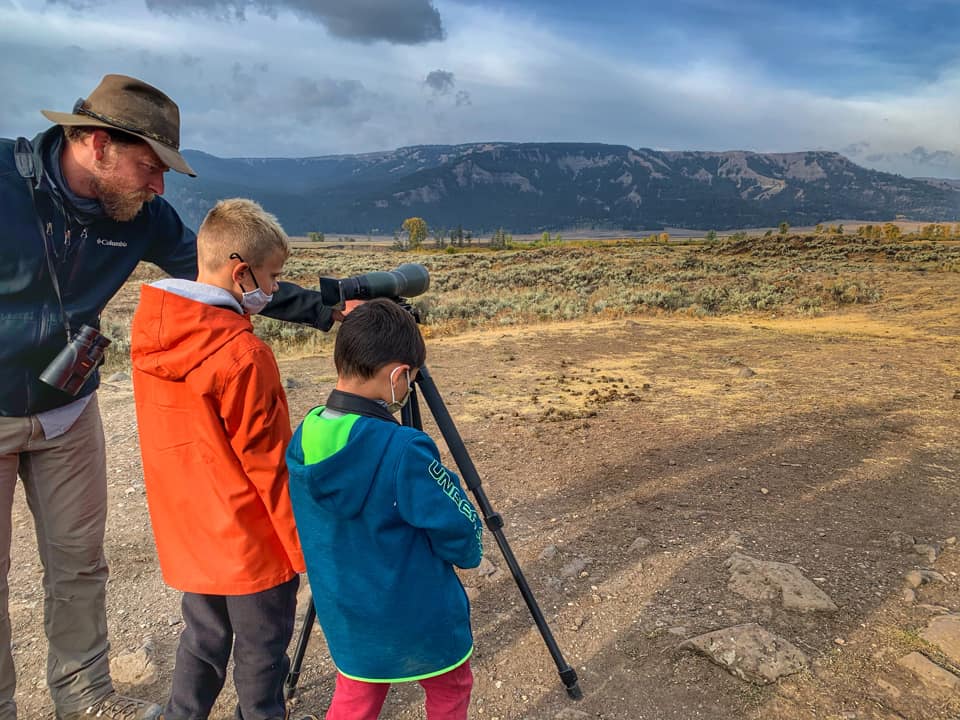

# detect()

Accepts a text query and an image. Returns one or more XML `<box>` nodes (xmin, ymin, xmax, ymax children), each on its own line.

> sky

<box><xmin>2</xmin><ymin>0</ymin><xmax>960</xmax><ymax>177</ymax></box>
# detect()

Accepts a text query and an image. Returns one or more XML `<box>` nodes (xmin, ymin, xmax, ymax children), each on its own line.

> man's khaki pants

<box><xmin>0</xmin><ymin>395</ymin><xmax>113</xmax><ymax>720</ymax></box>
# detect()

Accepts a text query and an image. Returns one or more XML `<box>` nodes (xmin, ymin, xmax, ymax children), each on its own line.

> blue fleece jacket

<box><xmin>0</xmin><ymin>127</ymin><xmax>334</xmax><ymax>416</ymax></box>
<box><xmin>287</xmin><ymin>407</ymin><xmax>484</xmax><ymax>682</ymax></box>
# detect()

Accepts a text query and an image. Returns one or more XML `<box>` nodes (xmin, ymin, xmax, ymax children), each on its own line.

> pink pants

<box><xmin>325</xmin><ymin>661</ymin><xmax>473</xmax><ymax>720</ymax></box>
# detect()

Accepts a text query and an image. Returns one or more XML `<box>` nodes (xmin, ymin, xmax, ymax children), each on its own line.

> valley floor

<box><xmin>8</xmin><ymin>309</ymin><xmax>960</xmax><ymax>719</ymax></box>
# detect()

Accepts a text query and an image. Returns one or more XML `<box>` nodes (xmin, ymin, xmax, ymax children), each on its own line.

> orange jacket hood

<box><xmin>132</xmin><ymin>282</ymin><xmax>251</xmax><ymax>381</ymax></box>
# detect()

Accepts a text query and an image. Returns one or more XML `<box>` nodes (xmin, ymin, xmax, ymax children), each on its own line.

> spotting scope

<box><xmin>319</xmin><ymin>263</ymin><xmax>430</xmax><ymax>309</ymax></box>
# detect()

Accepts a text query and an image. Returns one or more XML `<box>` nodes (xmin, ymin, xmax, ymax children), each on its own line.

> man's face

<box><xmin>91</xmin><ymin>139</ymin><xmax>168</xmax><ymax>222</ymax></box>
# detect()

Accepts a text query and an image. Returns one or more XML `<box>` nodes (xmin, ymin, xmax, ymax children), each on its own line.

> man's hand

<box><xmin>331</xmin><ymin>299</ymin><xmax>364</xmax><ymax>323</ymax></box>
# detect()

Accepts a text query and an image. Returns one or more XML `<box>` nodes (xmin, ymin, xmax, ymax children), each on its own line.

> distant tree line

<box><xmin>854</xmin><ymin>222</ymin><xmax>960</xmax><ymax>241</ymax></box>
<box><xmin>306</xmin><ymin>218</ymin><xmax>960</xmax><ymax>251</ymax></box>
<box><xmin>389</xmin><ymin>218</ymin><xmax>482</xmax><ymax>251</ymax></box>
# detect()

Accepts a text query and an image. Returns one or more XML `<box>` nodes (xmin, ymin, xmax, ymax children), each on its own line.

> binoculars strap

<box><xmin>16</xmin><ymin>136</ymin><xmax>72</xmax><ymax>344</ymax></box>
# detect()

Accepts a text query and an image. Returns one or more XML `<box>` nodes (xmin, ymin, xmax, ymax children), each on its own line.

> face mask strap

<box><xmin>389</xmin><ymin>365</ymin><xmax>412</xmax><ymax>409</ymax></box>
<box><xmin>228</xmin><ymin>252</ymin><xmax>263</xmax><ymax>293</ymax></box>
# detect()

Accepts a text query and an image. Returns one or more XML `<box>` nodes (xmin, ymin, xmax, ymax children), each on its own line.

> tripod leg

<box><xmin>411</xmin><ymin>366</ymin><xmax>582</xmax><ymax>700</ymax></box>
<box><xmin>400</xmin><ymin>384</ymin><xmax>422</xmax><ymax>430</ymax></box>
<box><xmin>284</xmin><ymin>596</ymin><xmax>317</xmax><ymax>700</ymax></box>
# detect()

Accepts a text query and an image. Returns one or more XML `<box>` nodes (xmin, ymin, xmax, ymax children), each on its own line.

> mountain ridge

<box><xmin>162</xmin><ymin>142</ymin><xmax>960</xmax><ymax>234</ymax></box>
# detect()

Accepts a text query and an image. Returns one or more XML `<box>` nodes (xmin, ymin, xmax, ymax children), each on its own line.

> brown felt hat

<box><xmin>42</xmin><ymin>74</ymin><xmax>196</xmax><ymax>177</ymax></box>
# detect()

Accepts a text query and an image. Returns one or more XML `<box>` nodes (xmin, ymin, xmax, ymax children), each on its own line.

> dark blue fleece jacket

<box><xmin>287</xmin><ymin>407</ymin><xmax>484</xmax><ymax>682</ymax></box>
<box><xmin>0</xmin><ymin>127</ymin><xmax>333</xmax><ymax>416</ymax></box>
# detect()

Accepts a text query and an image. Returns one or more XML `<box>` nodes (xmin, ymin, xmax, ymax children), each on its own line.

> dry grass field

<box><xmin>7</xmin><ymin>235</ymin><xmax>960</xmax><ymax>719</ymax></box>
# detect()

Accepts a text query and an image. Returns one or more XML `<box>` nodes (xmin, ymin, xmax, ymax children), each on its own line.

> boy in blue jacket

<box><xmin>286</xmin><ymin>298</ymin><xmax>484</xmax><ymax>720</ymax></box>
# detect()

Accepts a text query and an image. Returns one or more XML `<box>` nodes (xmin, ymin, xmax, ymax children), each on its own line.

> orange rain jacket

<box><xmin>131</xmin><ymin>283</ymin><xmax>305</xmax><ymax>595</ymax></box>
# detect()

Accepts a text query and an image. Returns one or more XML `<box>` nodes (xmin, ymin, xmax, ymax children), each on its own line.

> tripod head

<box><xmin>393</xmin><ymin>297</ymin><xmax>423</xmax><ymax>325</ymax></box>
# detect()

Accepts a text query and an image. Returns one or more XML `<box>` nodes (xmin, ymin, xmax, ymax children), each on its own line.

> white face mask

<box><xmin>231</xmin><ymin>252</ymin><xmax>274</xmax><ymax>315</ymax></box>
<box><xmin>240</xmin><ymin>287</ymin><xmax>273</xmax><ymax>315</ymax></box>
<box><xmin>386</xmin><ymin>366</ymin><xmax>412</xmax><ymax>414</ymax></box>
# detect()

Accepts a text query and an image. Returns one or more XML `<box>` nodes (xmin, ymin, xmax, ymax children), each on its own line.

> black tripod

<box><xmin>284</xmin><ymin>365</ymin><xmax>582</xmax><ymax>701</ymax></box>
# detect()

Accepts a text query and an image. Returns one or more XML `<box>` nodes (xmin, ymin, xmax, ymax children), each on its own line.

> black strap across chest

<box><xmin>15</xmin><ymin>137</ymin><xmax>71</xmax><ymax>342</ymax></box>
<box><xmin>323</xmin><ymin>389</ymin><xmax>398</xmax><ymax>424</ymax></box>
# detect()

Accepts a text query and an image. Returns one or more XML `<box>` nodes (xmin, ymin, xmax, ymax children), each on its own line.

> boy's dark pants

<box><xmin>164</xmin><ymin>575</ymin><xmax>300</xmax><ymax>720</ymax></box>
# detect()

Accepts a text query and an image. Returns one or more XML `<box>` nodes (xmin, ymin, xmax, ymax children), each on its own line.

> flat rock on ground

<box><xmin>897</xmin><ymin>652</ymin><xmax>960</xmax><ymax>692</ymax></box>
<box><xmin>876</xmin><ymin>652</ymin><xmax>960</xmax><ymax>719</ymax></box>
<box><xmin>679</xmin><ymin>623</ymin><xmax>808</xmax><ymax>685</ymax></box>
<box><xmin>921</xmin><ymin>614</ymin><xmax>960</xmax><ymax>666</ymax></box>
<box><xmin>725</xmin><ymin>552</ymin><xmax>839</xmax><ymax>612</ymax></box>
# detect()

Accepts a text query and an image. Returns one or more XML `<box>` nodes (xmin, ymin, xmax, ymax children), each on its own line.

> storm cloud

<box><xmin>856</xmin><ymin>146</ymin><xmax>960</xmax><ymax>176</ymax></box>
<box><xmin>424</xmin><ymin>69</ymin><xmax>455</xmax><ymax>95</ymax></box>
<box><xmin>296</xmin><ymin>77</ymin><xmax>364</xmax><ymax>109</ymax></box>
<box><xmin>424</xmin><ymin>69</ymin><xmax>471</xmax><ymax>107</ymax></box>
<box><xmin>6</xmin><ymin>0</ymin><xmax>960</xmax><ymax>177</ymax></box>
<box><xmin>141</xmin><ymin>0</ymin><xmax>444</xmax><ymax>44</ymax></box>
<box><xmin>46</xmin><ymin>0</ymin><xmax>98</xmax><ymax>8</ymax></box>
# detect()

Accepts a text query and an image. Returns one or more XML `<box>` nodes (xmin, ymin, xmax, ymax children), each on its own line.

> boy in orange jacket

<box><xmin>131</xmin><ymin>198</ymin><xmax>317</xmax><ymax>720</ymax></box>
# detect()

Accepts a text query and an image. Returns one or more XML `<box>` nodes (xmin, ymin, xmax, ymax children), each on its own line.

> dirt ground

<box><xmin>7</xmin><ymin>291</ymin><xmax>960</xmax><ymax>718</ymax></box>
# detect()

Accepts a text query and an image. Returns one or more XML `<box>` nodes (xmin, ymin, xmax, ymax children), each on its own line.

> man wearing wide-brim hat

<box><xmin>41</xmin><ymin>73</ymin><xmax>198</xmax><ymax>179</ymax></box>
<box><xmin>0</xmin><ymin>75</ymin><xmax>336</xmax><ymax>720</ymax></box>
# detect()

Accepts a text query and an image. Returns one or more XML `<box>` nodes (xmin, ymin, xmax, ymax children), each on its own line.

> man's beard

<box><xmin>91</xmin><ymin>156</ymin><xmax>155</xmax><ymax>222</ymax></box>
<box><xmin>92</xmin><ymin>175</ymin><xmax>154</xmax><ymax>222</ymax></box>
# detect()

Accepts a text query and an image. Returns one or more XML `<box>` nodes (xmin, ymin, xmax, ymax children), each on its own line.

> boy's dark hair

<box><xmin>335</xmin><ymin>299</ymin><xmax>426</xmax><ymax>379</ymax></box>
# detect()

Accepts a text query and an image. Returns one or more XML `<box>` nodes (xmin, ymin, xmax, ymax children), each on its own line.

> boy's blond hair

<box><xmin>197</xmin><ymin>198</ymin><xmax>290</xmax><ymax>273</ymax></box>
